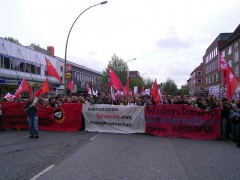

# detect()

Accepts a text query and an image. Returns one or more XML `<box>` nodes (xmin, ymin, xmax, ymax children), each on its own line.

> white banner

<box><xmin>82</xmin><ymin>104</ymin><xmax>145</xmax><ymax>134</ymax></box>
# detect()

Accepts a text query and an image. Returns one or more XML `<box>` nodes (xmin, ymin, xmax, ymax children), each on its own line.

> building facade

<box><xmin>0</xmin><ymin>37</ymin><xmax>103</xmax><ymax>96</ymax></box>
<box><xmin>189</xmin><ymin>63</ymin><xmax>204</xmax><ymax>95</ymax></box>
<box><xmin>188</xmin><ymin>24</ymin><xmax>240</xmax><ymax>98</ymax></box>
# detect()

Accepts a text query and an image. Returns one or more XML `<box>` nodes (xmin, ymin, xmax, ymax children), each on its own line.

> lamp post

<box><xmin>125</xmin><ymin>58</ymin><xmax>137</xmax><ymax>77</ymax></box>
<box><xmin>141</xmin><ymin>73</ymin><xmax>147</xmax><ymax>77</ymax></box>
<box><xmin>64</xmin><ymin>1</ymin><xmax>108</xmax><ymax>96</ymax></box>
<box><xmin>120</xmin><ymin>58</ymin><xmax>137</xmax><ymax>85</ymax></box>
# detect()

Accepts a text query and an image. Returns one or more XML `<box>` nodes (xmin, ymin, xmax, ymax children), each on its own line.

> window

<box><xmin>31</xmin><ymin>63</ymin><xmax>36</xmax><ymax>74</ymax></box>
<box><xmin>4</xmin><ymin>56</ymin><xmax>10</xmax><ymax>69</ymax></box>
<box><xmin>81</xmin><ymin>73</ymin><xmax>83</xmax><ymax>81</ymax></box>
<box><xmin>11</xmin><ymin>58</ymin><xmax>20</xmax><ymax>71</ymax></box>
<box><xmin>228</xmin><ymin>46</ymin><xmax>232</xmax><ymax>55</ymax></box>
<box><xmin>76</xmin><ymin>72</ymin><xmax>80</xmax><ymax>81</ymax></box>
<box><xmin>216</xmin><ymin>73</ymin><xmax>218</xmax><ymax>82</ymax></box>
<box><xmin>212</xmin><ymin>75</ymin><xmax>215</xmax><ymax>82</ymax></box>
<box><xmin>197</xmin><ymin>71</ymin><xmax>202</xmax><ymax>75</ymax></box>
<box><xmin>206</xmin><ymin>78</ymin><xmax>208</xmax><ymax>84</ymax></box>
<box><xmin>234</xmin><ymin>42</ymin><xmax>238</xmax><ymax>48</ymax></box>
<box><xmin>37</xmin><ymin>66</ymin><xmax>41</xmax><ymax>75</ymax></box>
<box><xmin>26</xmin><ymin>63</ymin><xmax>31</xmax><ymax>73</ymax></box>
<box><xmin>0</xmin><ymin>55</ymin><xmax>2</xmax><ymax>68</ymax></box>
<box><xmin>222</xmin><ymin>50</ymin><xmax>225</xmax><ymax>57</ymax></box>
<box><xmin>235</xmin><ymin>65</ymin><xmax>239</xmax><ymax>77</ymax></box>
<box><xmin>95</xmin><ymin>77</ymin><xmax>99</xmax><ymax>84</ymax></box>
<box><xmin>234</xmin><ymin>48</ymin><xmax>239</xmax><ymax>63</ymax></box>
<box><xmin>61</xmin><ymin>66</ymin><xmax>63</xmax><ymax>72</ymax></box>
<box><xmin>20</xmin><ymin>62</ymin><xmax>25</xmax><ymax>72</ymax></box>
<box><xmin>228</xmin><ymin>60</ymin><xmax>232</xmax><ymax>67</ymax></box>
<box><xmin>197</xmin><ymin>79</ymin><xmax>202</xmax><ymax>83</ymax></box>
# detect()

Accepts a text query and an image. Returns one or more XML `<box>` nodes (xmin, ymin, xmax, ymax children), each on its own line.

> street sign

<box><xmin>66</xmin><ymin>64</ymin><xmax>73</xmax><ymax>72</ymax></box>
<box><xmin>66</xmin><ymin>72</ymin><xmax>71</xmax><ymax>79</ymax></box>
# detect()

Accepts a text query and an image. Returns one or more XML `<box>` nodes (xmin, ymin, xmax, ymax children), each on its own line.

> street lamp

<box><xmin>64</xmin><ymin>1</ymin><xmax>108</xmax><ymax>96</ymax></box>
<box><xmin>124</xmin><ymin>58</ymin><xmax>137</xmax><ymax>76</ymax></box>
<box><xmin>120</xmin><ymin>58</ymin><xmax>137</xmax><ymax>84</ymax></box>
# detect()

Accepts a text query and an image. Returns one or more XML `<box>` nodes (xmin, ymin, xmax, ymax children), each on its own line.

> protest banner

<box><xmin>1</xmin><ymin>103</ymin><xmax>82</xmax><ymax>131</ymax></box>
<box><xmin>83</xmin><ymin>103</ymin><xmax>145</xmax><ymax>134</ymax></box>
<box><xmin>145</xmin><ymin>104</ymin><xmax>221</xmax><ymax>140</ymax></box>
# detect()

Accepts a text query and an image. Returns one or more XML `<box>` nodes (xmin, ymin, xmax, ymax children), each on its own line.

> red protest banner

<box><xmin>145</xmin><ymin>104</ymin><xmax>221</xmax><ymax>140</ymax></box>
<box><xmin>1</xmin><ymin>103</ymin><xmax>82</xmax><ymax>132</ymax></box>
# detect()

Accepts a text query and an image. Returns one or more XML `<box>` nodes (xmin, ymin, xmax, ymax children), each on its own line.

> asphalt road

<box><xmin>0</xmin><ymin>129</ymin><xmax>239</xmax><ymax>180</ymax></box>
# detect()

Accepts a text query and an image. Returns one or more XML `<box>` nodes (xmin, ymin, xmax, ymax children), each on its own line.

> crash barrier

<box><xmin>1</xmin><ymin>103</ymin><xmax>221</xmax><ymax>139</ymax></box>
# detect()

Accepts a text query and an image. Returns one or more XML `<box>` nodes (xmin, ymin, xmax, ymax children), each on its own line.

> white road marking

<box><xmin>29</xmin><ymin>165</ymin><xmax>55</xmax><ymax>180</ymax></box>
<box><xmin>90</xmin><ymin>133</ymin><xmax>101</xmax><ymax>141</ymax></box>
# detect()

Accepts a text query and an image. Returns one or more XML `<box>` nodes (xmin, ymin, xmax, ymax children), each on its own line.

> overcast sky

<box><xmin>0</xmin><ymin>0</ymin><xmax>239</xmax><ymax>87</ymax></box>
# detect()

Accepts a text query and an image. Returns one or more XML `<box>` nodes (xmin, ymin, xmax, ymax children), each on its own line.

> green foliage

<box><xmin>144</xmin><ymin>77</ymin><xmax>154</xmax><ymax>89</ymax></box>
<box><xmin>129</xmin><ymin>78</ymin><xmax>144</xmax><ymax>93</ymax></box>
<box><xmin>4</xmin><ymin>37</ymin><xmax>21</xmax><ymax>45</ymax></box>
<box><xmin>178</xmin><ymin>84</ymin><xmax>189</xmax><ymax>95</ymax></box>
<box><xmin>102</xmin><ymin>54</ymin><xmax>129</xmax><ymax>84</ymax></box>
<box><xmin>162</xmin><ymin>77</ymin><xmax>178</xmax><ymax>95</ymax></box>
<box><xmin>102</xmin><ymin>54</ymin><xmax>156</xmax><ymax>93</ymax></box>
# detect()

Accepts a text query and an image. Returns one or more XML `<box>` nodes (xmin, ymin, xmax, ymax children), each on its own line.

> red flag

<box><xmin>125</xmin><ymin>77</ymin><xmax>130</xmax><ymax>97</ymax></box>
<box><xmin>219</xmin><ymin>53</ymin><xmax>228</xmax><ymax>85</ymax></box>
<box><xmin>29</xmin><ymin>84</ymin><xmax>33</xmax><ymax>98</ymax></box>
<box><xmin>219</xmin><ymin>53</ymin><xmax>228</xmax><ymax>71</ymax></box>
<box><xmin>34</xmin><ymin>79</ymin><xmax>50</xmax><ymax>97</ymax></box>
<box><xmin>45</xmin><ymin>57</ymin><xmax>62</xmax><ymax>83</ymax></box>
<box><xmin>225</xmin><ymin>64</ymin><xmax>238</xmax><ymax>100</ymax></box>
<box><xmin>141</xmin><ymin>86</ymin><xmax>145</xmax><ymax>95</ymax></box>
<box><xmin>151</xmin><ymin>79</ymin><xmax>161</xmax><ymax>104</ymax></box>
<box><xmin>15</xmin><ymin>78</ymin><xmax>29</xmax><ymax>98</ymax></box>
<box><xmin>108</xmin><ymin>66</ymin><xmax>123</xmax><ymax>91</ymax></box>
<box><xmin>84</xmin><ymin>81</ymin><xmax>92</xmax><ymax>95</ymax></box>
<box><xmin>4</xmin><ymin>92</ymin><xmax>15</xmax><ymax>101</ymax></box>
<box><xmin>67</xmin><ymin>80</ymin><xmax>74</xmax><ymax>91</ymax></box>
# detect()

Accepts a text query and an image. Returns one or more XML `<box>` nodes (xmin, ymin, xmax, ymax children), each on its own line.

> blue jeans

<box><xmin>222</xmin><ymin>118</ymin><xmax>227</xmax><ymax>140</ymax></box>
<box><xmin>27</xmin><ymin>116</ymin><xmax>39</xmax><ymax>136</ymax></box>
<box><xmin>231</xmin><ymin>123</ymin><xmax>240</xmax><ymax>140</ymax></box>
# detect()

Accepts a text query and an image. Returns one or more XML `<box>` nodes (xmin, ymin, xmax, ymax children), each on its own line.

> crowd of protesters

<box><xmin>0</xmin><ymin>93</ymin><xmax>239</xmax><ymax>148</ymax></box>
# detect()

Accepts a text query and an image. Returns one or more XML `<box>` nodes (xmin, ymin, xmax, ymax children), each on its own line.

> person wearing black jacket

<box><xmin>24</xmin><ymin>97</ymin><xmax>39</xmax><ymax>139</ymax></box>
<box><xmin>219</xmin><ymin>99</ymin><xmax>231</xmax><ymax>141</ymax></box>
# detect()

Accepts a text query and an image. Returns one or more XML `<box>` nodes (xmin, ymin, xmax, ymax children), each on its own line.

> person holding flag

<box><xmin>24</xmin><ymin>96</ymin><xmax>39</xmax><ymax>139</ymax></box>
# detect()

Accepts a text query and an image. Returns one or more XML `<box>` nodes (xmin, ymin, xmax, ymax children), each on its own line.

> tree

<box><xmin>177</xmin><ymin>84</ymin><xmax>189</xmax><ymax>95</ymax></box>
<box><xmin>4</xmin><ymin>37</ymin><xmax>21</xmax><ymax>45</ymax></box>
<box><xmin>162</xmin><ymin>77</ymin><xmax>178</xmax><ymax>95</ymax></box>
<box><xmin>143</xmin><ymin>77</ymin><xmax>154</xmax><ymax>89</ymax></box>
<box><xmin>129</xmin><ymin>78</ymin><xmax>144</xmax><ymax>93</ymax></box>
<box><xmin>102</xmin><ymin>54</ymin><xmax>129</xmax><ymax>85</ymax></box>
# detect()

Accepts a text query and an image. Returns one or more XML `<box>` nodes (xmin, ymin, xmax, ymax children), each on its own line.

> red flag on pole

<box><xmin>45</xmin><ymin>57</ymin><xmax>62</xmax><ymax>83</ymax></box>
<box><xmin>219</xmin><ymin>55</ymin><xmax>238</xmax><ymax>100</ymax></box>
<box><xmin>225</xmin><ymin>64</ymin><xmax>238</xmax><ymax>101</ymax></box>
<box><xmin>125</xmin><ymin>77</ymin><xmax>130</xmax><ymax>96</ymax></box>
<box><xmin>219</xmin><ymin>53</ymin><xmax>228</xmax><ymax>86</ymax></box>
<box><xmin>108</xmin><ymin>66</ymin><xmax>123</xmax><ymax>91</ymax></box>
<box><xmin>15</xmin><ymin>78</ymin><xmax>29</xmax><ymax>98</ymax></box>
<box><xmin>34</xmin><ymin>79</ymin><xmax>50</xmax><ymax>97</ymax></box>
<box><xmin>67</xmin><ymin>80</ymin><xmax>74</xmax><ymax>91</ymax></box>
<box><xmin>151</xmin><ymin>79</ymin><xmax>161</xmax><ymax>104</ymax></box>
